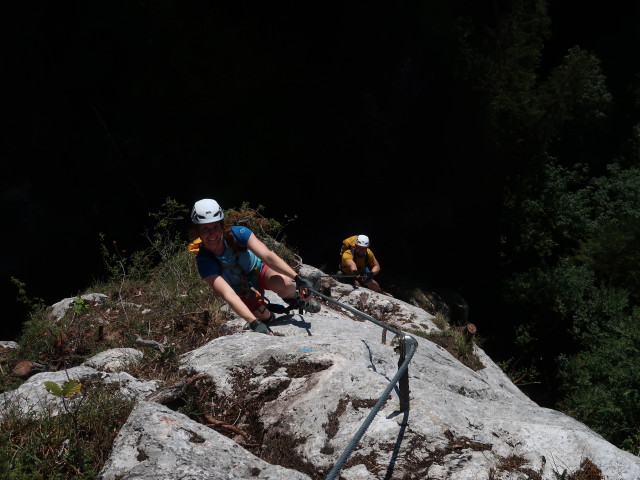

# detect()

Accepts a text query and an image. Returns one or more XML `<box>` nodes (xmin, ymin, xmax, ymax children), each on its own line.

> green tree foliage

<box><xmin>538</xmin><ymin>46</ymin><xmax>612</xmax><ymax>158</ymax></box>
<box><xmin>450</xmin><ymin>0</ymin><xmax>640</xmax><ymax>455</ymax></box>
<box><xmin>454</xmin><ymin>0</ymin><xmax>550</xmax><ymax>120</ymax></box>
<box><xmin>501</xmin><ymin>160</ymin><xmax>640</xmax><ymax>454</ymax></box>
<box><xmin>505</xmin><ymin>161</ymin><xmax>640</xmax><ymax>268</ymax></box>
<box><xmin>504</xmin><ymin>160</ymin><xmax>592</xmax><ymax>263</ymax></box>
<box><xmin>497</xmin><ymin>45</ymin><xmax>615</xmax><ymax>250</ymax></box>
<box><xmin>557</xmin><ymin>289</ymin><xmax>640</xmax><ymax>450</ymax></box>
<box><xmin>576</xmin><ymin>217</ymin><xmax>640</xmax><ymax>304</ymax></box>
<box><xmin>453</xmin><ymin>0</ymin><xmax>551</xmax><ymax>169</ymax></box>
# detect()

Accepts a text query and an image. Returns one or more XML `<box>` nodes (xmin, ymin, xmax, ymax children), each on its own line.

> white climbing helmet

<box><xmin>355</xmin><ymin>234</ymin><xmax>370</xmax><ymax>247</ymax></box>
<box><xmin>191</xmin><ymin>198</ymin><xmax>224</xmax><ymax>224</ymax></box>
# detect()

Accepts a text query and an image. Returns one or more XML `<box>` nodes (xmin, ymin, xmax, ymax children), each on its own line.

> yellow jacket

<box><xmin>340</xmin><ymin>248</ymin><xmax>377</xmax><ymax>274</ymax></box>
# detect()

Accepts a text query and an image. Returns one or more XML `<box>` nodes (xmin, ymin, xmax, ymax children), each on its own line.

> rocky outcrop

<box><xmin>3</xmin><ymin>265</ymin><xmax>639</xmax><ymax>479</ymax></box>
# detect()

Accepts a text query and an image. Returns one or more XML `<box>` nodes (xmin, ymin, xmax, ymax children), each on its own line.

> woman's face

<box><xmin>198</xmin><ymin>222</ymin><xmax>223</xmax><ymax>250</ymax></box>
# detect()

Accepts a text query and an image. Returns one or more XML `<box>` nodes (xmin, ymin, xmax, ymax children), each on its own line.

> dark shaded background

<box><xmin>1</xmin><ymin>2</ymin><xmax>631</xmax><ymax>344</ymax></box>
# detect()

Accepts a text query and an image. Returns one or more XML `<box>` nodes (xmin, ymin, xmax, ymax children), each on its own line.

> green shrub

<box><xmin>0</xmin><ymin>380</ymin><xmax>134</xmax><ymax>479</ymax></box>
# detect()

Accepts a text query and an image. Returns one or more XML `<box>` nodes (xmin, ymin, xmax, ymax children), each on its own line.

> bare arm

<box><xmin>203</xmin><ymin>275</ymin><xmax>259</xmax><ymax>325</ymax></box>
<box><xmin>344</xmin><ymin>260</ymin><xmax>357</xmax><ymax>274</ymax></box>
<box><xmin>246</xmin><ymin>233</ymin><xmax>298</xmax><ymax>279</ymax></box>
<box><xmin>370</xmin><ymin>258</ymin><xmax>381</xmax><ymax>276</ymax></box>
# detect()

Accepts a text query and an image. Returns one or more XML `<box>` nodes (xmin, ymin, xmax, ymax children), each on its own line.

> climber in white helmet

<box><xmin>189</xmin><ymin>198</ymin><xmax>320</xmax><ymax>335</ymax></box>
<box><xmin>340</xmin><ymin>234</ymin><xmax>382</xmax><ymax>292</ymax></box>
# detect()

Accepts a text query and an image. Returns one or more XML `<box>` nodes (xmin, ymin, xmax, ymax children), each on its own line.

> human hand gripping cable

<box><xmin>355</xmin><ymin>271</ymin><xmax>371</xmax><ymax>284</ymax></box>
<box><xmin>294</xmin><ymin>274</ymin><xmax>314</xmax><ymax>299</ymax></box>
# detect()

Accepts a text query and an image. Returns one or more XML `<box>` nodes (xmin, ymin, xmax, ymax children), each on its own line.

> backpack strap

<box><xmin>196</xmin><ymin>231</ymin><xmax>259</xmax><ymax>298</ymax></box>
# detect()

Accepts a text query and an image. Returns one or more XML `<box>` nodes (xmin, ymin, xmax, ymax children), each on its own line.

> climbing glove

<box><xmin>295</xmin><ymin>274</ymin><xmax>314</xmax><ymax>292</ymax></box>
<box><xmin>249</xmin><ymin>319</ymin><xmax>269</xmax><ymax>334</ymax></box>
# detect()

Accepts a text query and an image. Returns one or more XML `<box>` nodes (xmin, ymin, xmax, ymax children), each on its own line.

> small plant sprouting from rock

<box><xmin>44</xmin><ymin>379</ymin><xmax>84</xmax><ymax>461</ymax></box>
<box><xmin>410</xmin><ymin>328</ymin><xmax>485</xmax><ymax>371</ymax></box>
<box><xmin>432</xmin><ymin>311</ymin><xmax>449</xmax><ymax>330</ymax></box>
<box><xmin>44</xmin><ymin>379</ymin><xmax>81</xmax><ymax>398</ymax></box>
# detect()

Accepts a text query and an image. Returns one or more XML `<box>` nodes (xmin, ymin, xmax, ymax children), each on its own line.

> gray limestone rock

<box><xmin>3</xmin><ymin>265</ymin><xmax>639</xmax><ymax>479</ymax></box>
<box><xmin>0</xmin><ymin>365</ymin><xmax>160</xmax><ymax>419</ymax></box>
<box><xmin>98</xmin><ymin>400</ymin><xmax>313</xmax><ymax>480</ymax></box>
<box><xmin>83</xmin><ymin>347</ymin><xmax>144</xmax><ymax>372</ymax></box>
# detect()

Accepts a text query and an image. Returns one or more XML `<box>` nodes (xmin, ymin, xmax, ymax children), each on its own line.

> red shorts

<box><xmin>241</xmin><ymin>264</ymin><xmax>270</xmax><ymax>312</ymax></box>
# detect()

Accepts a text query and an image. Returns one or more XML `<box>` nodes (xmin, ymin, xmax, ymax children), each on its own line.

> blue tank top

<box><xmin>196</xmin><ymin>226</ymin><xmax>263</xmax><ymax>292</ymax></box>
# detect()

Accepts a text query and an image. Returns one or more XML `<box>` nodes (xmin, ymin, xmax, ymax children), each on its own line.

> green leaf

<box><xmin>72</xmin><ymin>297</ymin><xmax>89</xmax><ymax>314</ymax></box>
<box><xmin>44</xmin><ymin>381</ymin><xmax>63</xmax><ymax>397</ymax></box>
<box><xmin>44</xmin><ymin>379</ymin><xmax>81</xmax><ymax>398</ymax></box>
<box><xmin>60</xmin><ymin>380</ymin><xmax>82</xmax><ymax>398</ymax></box>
